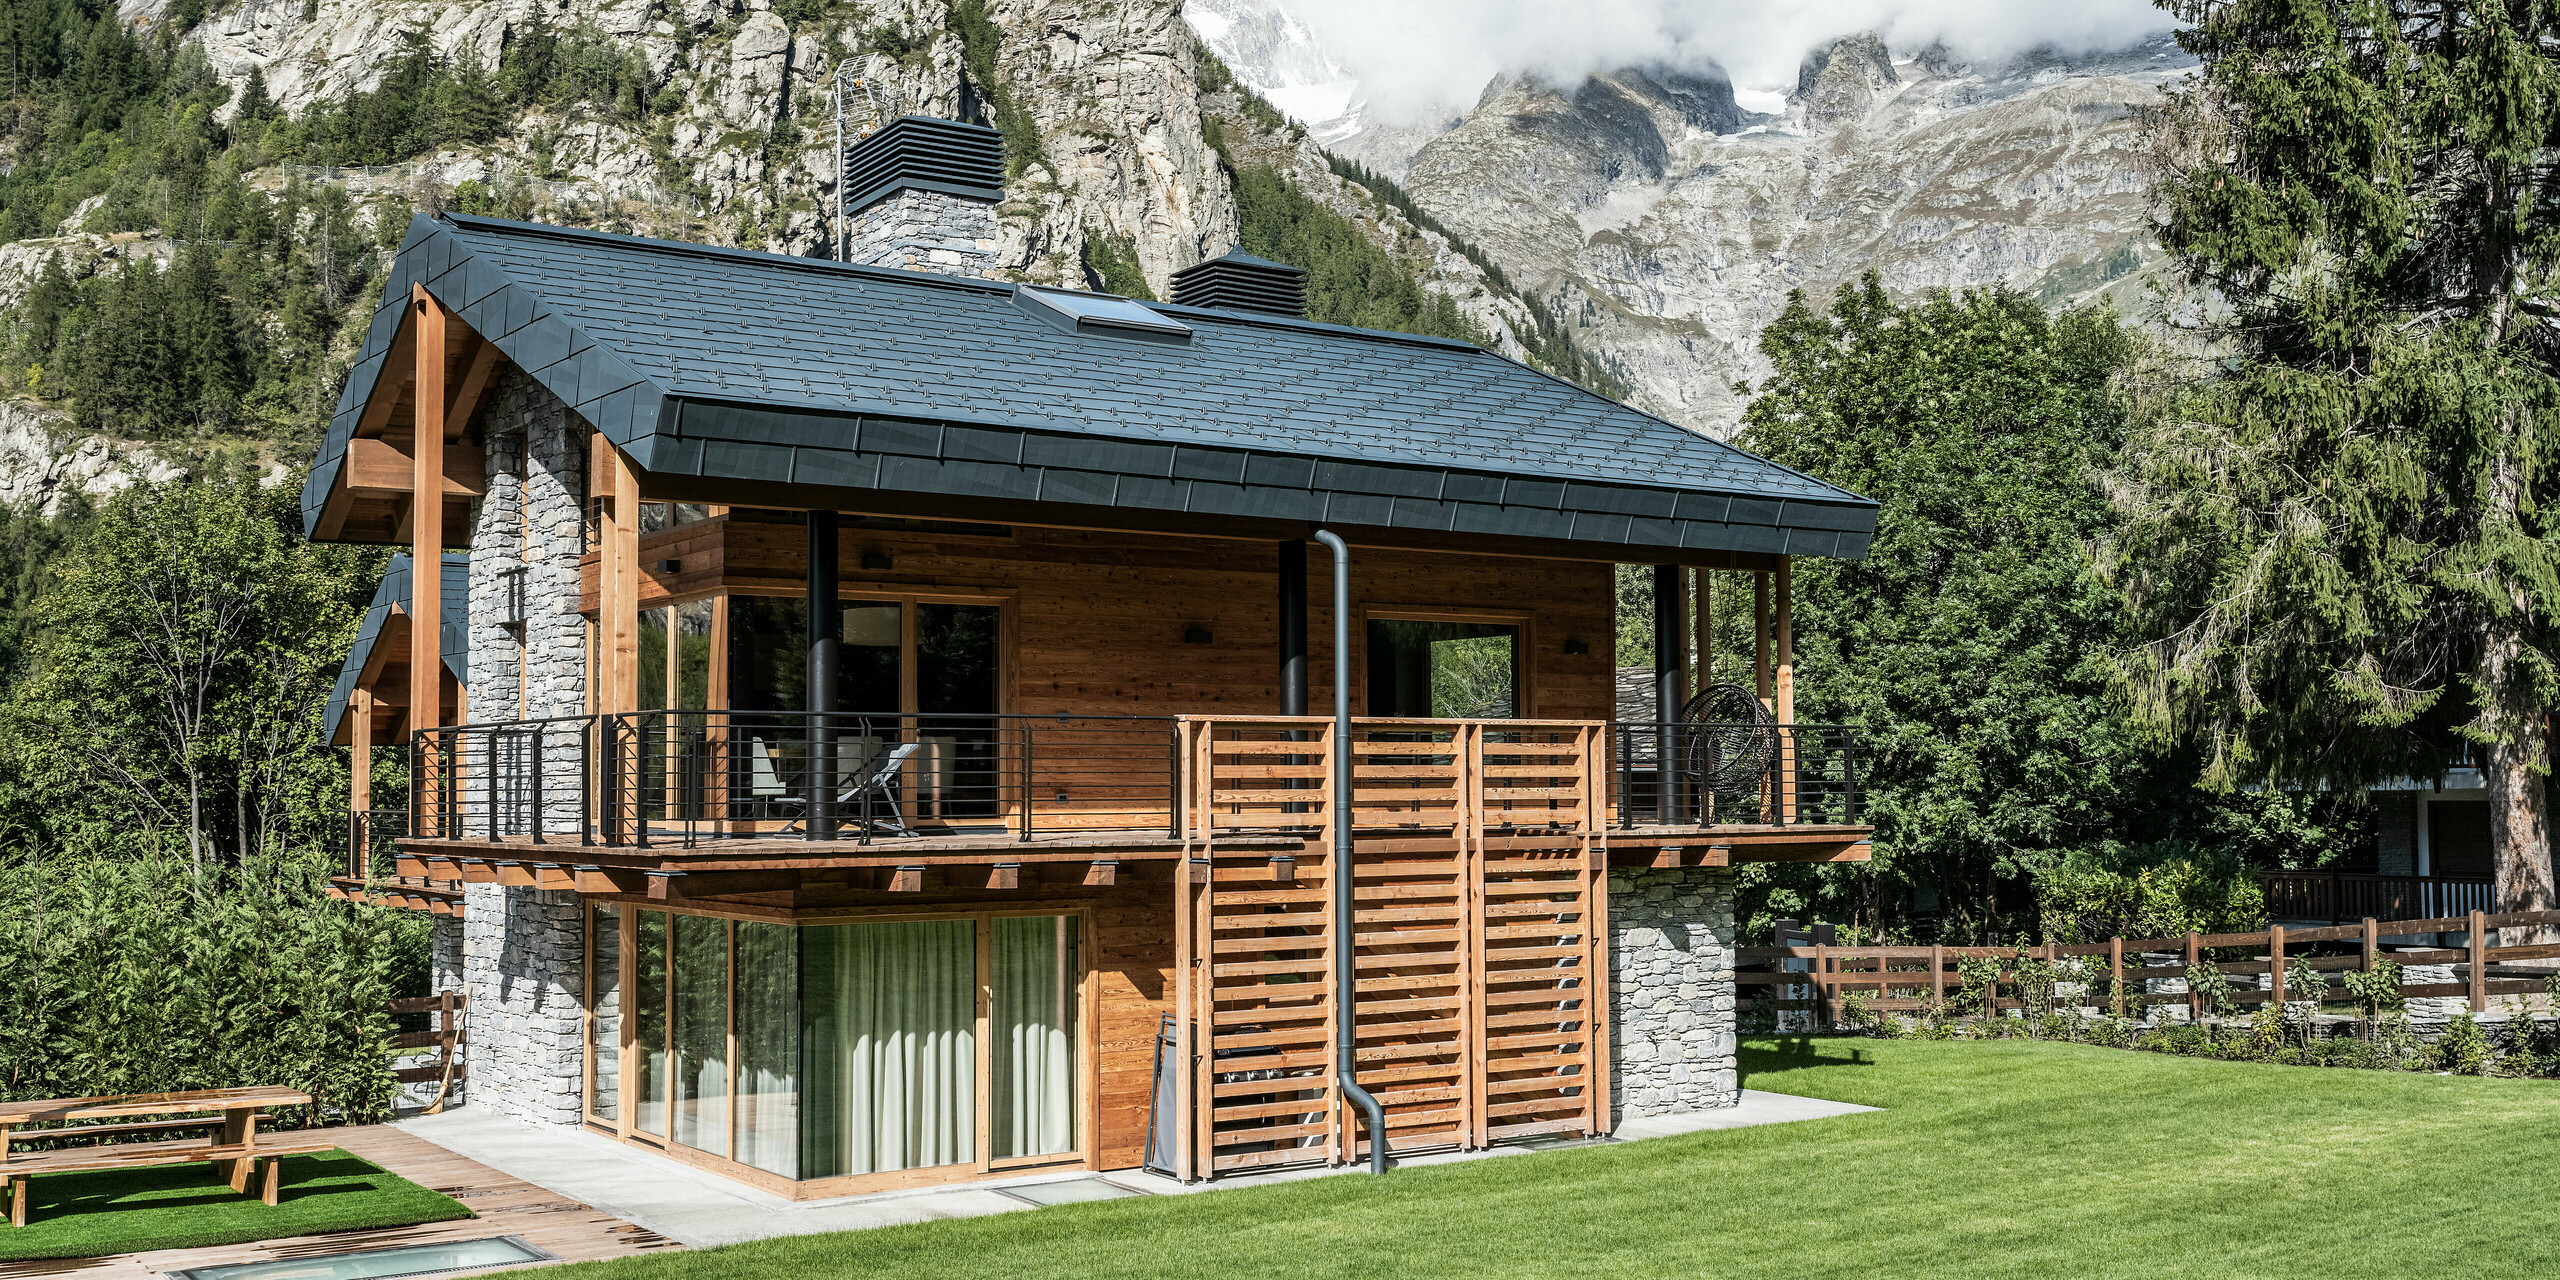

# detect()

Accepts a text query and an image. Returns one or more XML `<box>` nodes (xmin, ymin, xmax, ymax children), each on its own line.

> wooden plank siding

<box><xmin>577</xmin><ymin>516</ymin><xmax>1620</xmax><ymax>722</ymax></box>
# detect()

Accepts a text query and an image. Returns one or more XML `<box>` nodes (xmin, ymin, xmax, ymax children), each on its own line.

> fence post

<box><xmin>1931</xmin><ymin>944</ymin><xmax>1944</xmax><ymax>1010</ymax></box>
<box><xmin>1813</xmin><ymin>936</ymin><xmax>1829</xmax><ymax>1029</ymax></box>
<box><xmin>2361</xmin><ymin>916</ymin><xmax>2378</xmax><ymax>981</ymax></box>
<box><xmin>2469</xmin><ymin>909</ymin><xmax>2488</xmax><ymax>1012</ymax></box>
<box><xmin>2269</xmin><ymin>924</ymin><xmax>2286</xmax><ymax>1012</ymax></box>
<box><xmin>2185</xmin><ymin>931</ymin><xmax>2202</xmax><ymax>1022</ymax></box>
<box><xmin>2109</xmin><ymin>936</ymin><xmax>2124</xmax><ymax>1018</ymax></box>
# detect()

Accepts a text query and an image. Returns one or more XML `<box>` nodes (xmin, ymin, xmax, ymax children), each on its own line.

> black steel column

<box><xmin>807</xmin><ymin>509</ymin><xmax>839</xmax><ymax>840</ymax></box>
<box><xmin>1653</xmin><ymin>563</ymin><xmax>1684</xmax><ymax>824</ymax></box>
<box><xmin>1279</xmin><ymin>540</ymin><xmax>1308</xmax><ymax>715</ymax></box>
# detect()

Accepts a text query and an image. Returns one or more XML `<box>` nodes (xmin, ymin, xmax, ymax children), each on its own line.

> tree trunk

<box><xmin>2478</xmin><ymin>620</ymin><xmax>2554</xmax><ymax>943</ymax></box>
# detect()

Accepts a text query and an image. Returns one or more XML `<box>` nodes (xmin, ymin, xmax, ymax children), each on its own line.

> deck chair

<box><xmin>779</xmin><ymin>741</ymin><xmax>920</xmax><ymax>836</ymax></box>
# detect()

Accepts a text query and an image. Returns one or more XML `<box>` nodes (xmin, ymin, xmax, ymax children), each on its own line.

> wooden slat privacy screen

<box><xmin>1168</xmin><ymin>717</ymin><xmax>1609</xmax><ymax>1178</ymax></box>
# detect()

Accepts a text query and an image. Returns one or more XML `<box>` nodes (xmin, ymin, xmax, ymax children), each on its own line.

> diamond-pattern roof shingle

<box><xmin>303</xmin><ymin>215</ymin><xmax>1875</xmax><ymax>557</ymax></box>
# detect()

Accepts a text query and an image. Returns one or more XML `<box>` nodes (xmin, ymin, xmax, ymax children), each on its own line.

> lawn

<box><xmin>552</xmin><ymin>1037</ymin><xmax>2560</xmax><ymax>1280</ymax></box>
<box><xmin>0</xmin><ymin>1148</ymin><xmax>474</xmax><ymax>1261</ymax></box>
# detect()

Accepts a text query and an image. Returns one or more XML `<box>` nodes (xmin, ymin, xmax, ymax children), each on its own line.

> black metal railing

<box><xmin>1611</xmin><ymin>721</ymin><xmax>1863</xmax><ymax>829</ymax></box>
<box><xmin>346</xmin><ymin>806</ymin><xmax>409</xmax><ymax>879</ymax></box>
<box><xmin>2263</xmin><ymin>870</ymin><xmax>2497</xmax><ymax>925</ymax></box>
<box><xmin>410</xmin><ymin>711</ymin><xmax>1181</xmax><ymax>847</ymax></box>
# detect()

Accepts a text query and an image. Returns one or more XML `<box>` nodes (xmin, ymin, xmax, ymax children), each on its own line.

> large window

<box><xmin>598</xmin><ymin>907</ymin><xmax>1081</xmax><ymax>1188</ymax></box>
<box><xmin>1367</xmin><ymin>618</ymin><xmax>1521</xmax><ymax>718</ymax></box>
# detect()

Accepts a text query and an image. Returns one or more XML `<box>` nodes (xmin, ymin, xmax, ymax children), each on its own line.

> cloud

<box><xmin>1274</xmin><ymin>0</ymin><xmax>2173</xmax><ymax>122</ymax></box>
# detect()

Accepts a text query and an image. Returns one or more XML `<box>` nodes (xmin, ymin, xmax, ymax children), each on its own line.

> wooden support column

<box><xmin>1753</xmin><ymin>571</ymin><xmax>1772</xmax><ymax>708</ymax></box>
<box><xmin>409</xmin><ymin>286</ymin><xmax>446</xmax><ymax>733</ymax></box>
<box><xmin>350</xmin><ymin>686</ymin><xmax>374</xmax><ymax>874</ymax></box>
<box><xmin>1774</xmin><ymin>560</ymin><xmax>1795</xmax><ymax>723</ymax></box>
<box><xmin>596</xmin><ymin>434</ymin><xmax>642</xmax><ymax>714</ymax></box>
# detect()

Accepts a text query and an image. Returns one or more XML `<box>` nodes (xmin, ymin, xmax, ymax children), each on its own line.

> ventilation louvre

<box><xmin>1169</xmin><ymin>250</ymin><xmax>1308</xmax><ymax>319</ymax></box>
<box><xmin>842</xmin><ymin>115</ymin><xmax>1006</xmax><ymax>212</ymax></box>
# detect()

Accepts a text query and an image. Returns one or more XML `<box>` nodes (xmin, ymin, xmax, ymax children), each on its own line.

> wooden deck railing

<box><xmin>1743</xmin><ymin>907</ymin><xmax>2560</xmax><ymax>1026</ymax></box>
<box><xmin>1167</xmin><ymin>716</ymin><xmax>1608</xmax><ymax>1179</ymax></box>
<box><xmin>2262</xmin><ymin>870</ymin><xmax>2494</xmax><ymax>924</ymax></box>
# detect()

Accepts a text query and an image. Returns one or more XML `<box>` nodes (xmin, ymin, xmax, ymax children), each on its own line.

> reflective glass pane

<box><xmin>635</xmin><ymin>911</ymin><xmax>668</xmax><ymax>1137</ymax></box>
<box><xmin>590</xmin><ymin>907</ymin><xmax>621</xmax><ymax>1122</ymax></box>
<box><xmin>728</xmin><ymin>596</ymin><xmax>808</xmax><ymax>711</ymax></box>
<box><xmin>736</xmin><ymin>922</ymin><xmax>800</xmax><ymax>1177</ymax></box>
<box><xmin>672</xmin><ymin>914</ymin><xmax>730</xmax><ymax>1156</ymax></box>
<box><xmin>918</xmin><ymin>604</ymin><xmax>1000</xmax><ymax>819</ymax></box>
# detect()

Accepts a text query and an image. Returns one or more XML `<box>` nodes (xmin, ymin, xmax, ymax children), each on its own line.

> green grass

<box><xmin>0</xmin><ymin>1148</ymin><xmax>474</xmax><ymax>1261</ymax></box>
<box><xmin>553</xmin><ymin>1038</ymin><xmax>2560</xmax><ymax>1279</ymax></box>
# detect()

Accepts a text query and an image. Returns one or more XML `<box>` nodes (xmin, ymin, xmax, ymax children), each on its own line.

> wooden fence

<box><xmin>389</xmin><ymin>991</ymin><xmax>467</xmax><ymax>1112</ymax></box>
<box><xmin>1740</xmin><ymin>908</ymin><xmax>2560</xmax><ymax>1026</ymax></box>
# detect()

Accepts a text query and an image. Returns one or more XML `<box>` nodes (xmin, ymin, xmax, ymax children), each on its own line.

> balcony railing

<box><xmin>401</xmin><ymin>713</ymin><xmax>1870</xmax><ymax>848</ymax></box>
<box><xmin>410</xmin><ymin>711</ymin><xmax>1183</xmax><ymax>847</ymax></box>
<box><xmin>346</xmin><ymin>806</ymin><xmax>408</xmax><ymax>879</ymax></box>
<box><xmin>2262</xmin><ymin>870</ymin><xmax>2496</xmax><ymax>925</ymax></box>
<box><xmin>1609</xmin><ymin>721</ymin><xmax>1863</xmax><ymax>828</ymax></box>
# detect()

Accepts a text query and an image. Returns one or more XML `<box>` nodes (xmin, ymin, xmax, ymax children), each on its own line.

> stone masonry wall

<box><xmin>461</xmin><ymin>883</ymin><xmax>584</xmax><ymax>1126</ymax></box>
<box><xmin>457</xmin><ymin>366</ymin><xmax>592</xmax><ymax>1126</ymax></box>
<box><xmin>845</xmin><ymin>187</ymin><xmax>998</xmax><ymax>277</ymax></box>
<box><xmin>1609</xmin><ymin>866</ymin><xmax>1740</xmax><ymax>1121</ymax></box>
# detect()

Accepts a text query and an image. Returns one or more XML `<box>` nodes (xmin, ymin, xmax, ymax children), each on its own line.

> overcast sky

<box><xmin>1275</xmin><ymin>0</ymin><xmax>2174</xmax><ymax>121</ymax></box>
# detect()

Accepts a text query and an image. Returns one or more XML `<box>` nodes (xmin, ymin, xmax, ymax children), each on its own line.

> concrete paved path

<box><xmin>400</xmin><ymin>1088</ymin><xmax>1877</xmax><ymax>1248</ymax></box>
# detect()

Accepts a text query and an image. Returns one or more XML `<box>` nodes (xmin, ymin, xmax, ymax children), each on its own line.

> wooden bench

<box><xmin>3</xmin><ymin>1137</ymin><xmax>340</xmax><ymax>1226</ymax></box>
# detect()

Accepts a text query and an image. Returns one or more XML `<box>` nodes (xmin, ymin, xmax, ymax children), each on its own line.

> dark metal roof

<box><xmin>303</xmin><ymin>213</ymin><xmax>1876</xmax><ymax>558</ymax></box>
<box><xmin>323</xmin><ymin>552</ymin><xmax>471</xmax><ymax>746</ymax></box>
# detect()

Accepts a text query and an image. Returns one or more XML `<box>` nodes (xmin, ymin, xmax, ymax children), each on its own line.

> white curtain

<box><xmin>993</xmin><ymin>916</ymin><xmax>1075</xmax><ymax>1160</ymax></box>
<box><xmin>802</xmin><ymin>919</ymin><xmax>976</xmax><ymax>1177</ymax></box>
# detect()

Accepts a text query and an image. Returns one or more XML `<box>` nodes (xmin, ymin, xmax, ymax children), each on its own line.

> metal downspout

<box><xmin>1313</xmin><ymin>528</ymin><xmax>1389</xmax><ymax>1174</ymax></box>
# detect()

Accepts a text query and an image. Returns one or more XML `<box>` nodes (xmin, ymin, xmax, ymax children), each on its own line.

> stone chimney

<box><xmin>840</xmin><ymin>115</ymin><xmax>1005</xmax><ymax>277</ymax></box>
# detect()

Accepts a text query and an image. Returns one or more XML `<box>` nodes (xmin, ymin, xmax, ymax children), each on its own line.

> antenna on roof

<box><xmin>832</xmin><ymin>71</ymin><xmax>899</xmax><ymax>261</ymax></box>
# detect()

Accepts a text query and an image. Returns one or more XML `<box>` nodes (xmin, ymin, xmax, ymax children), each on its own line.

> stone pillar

<box><xmin>1608</xmin><ymin>866</ymin><xmax>1740</xmax><ymax>1122</ymax></box>
<box><xmin>844</xmin><ymin>187</ymin><xmax>998</xmax><ymax>277</ymax></box>
<box><xmin>461</xmin><ymin>882</ymin><xmax>585</xmax><ymax>1127</ymax></box>
<box><xmin>457</xmin><ymin>366</ymin><xmax>593</xmax><ymax>1125</ymax></box>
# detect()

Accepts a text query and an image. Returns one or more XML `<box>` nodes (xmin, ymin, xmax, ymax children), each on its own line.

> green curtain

<box><xmin>591</xmin><ymin>907</ymin><xmax>622</xmax><ymax>1122</ymax></box>
<box><xmin>992</xmin><ymin>916</ymin><xmax>1076</xmax><ymax>1160</ymax></box>
<box><xmin>736</xmin><ymin>921</ymin><xmax>800</xmax><ymax>1177</ymax></box>
<box><xmin>799</xmin><ymin>919</ymin><xmax>976</xmax><ymax>1178</ymax></box>
<box><xmin>672</xmin><ymin>914</ymin><xmax>729</xmax><ymax>1155</ymax></box>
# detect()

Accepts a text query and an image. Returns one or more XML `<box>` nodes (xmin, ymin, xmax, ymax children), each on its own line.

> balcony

<box><xmin>381</xmin><ymin>711</ymin><xmax>1868</xmax><ymax>872</ymax></box>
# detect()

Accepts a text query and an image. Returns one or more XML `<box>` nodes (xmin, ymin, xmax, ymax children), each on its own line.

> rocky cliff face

<box><xmin>1197</xmin><ymin>6</ymin><xmax>2195</xmax><ymax>433</ymax></box>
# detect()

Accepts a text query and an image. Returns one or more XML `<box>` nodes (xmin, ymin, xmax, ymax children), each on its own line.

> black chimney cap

<box><xmin>843</xmin><ymin>115</ymin><xmax>1005</xmax><ymax>212</ymax></box>
<box><xmin>1170</xmin><ymin>249</ymin><xmax>1308</xmax><ymax>319</ymax></box>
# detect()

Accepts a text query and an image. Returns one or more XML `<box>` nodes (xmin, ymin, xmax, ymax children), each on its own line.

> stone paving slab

<box><xmin>400</xmin><ymin>1088</ymin><xmax>1877</xmax><ymax>1248</ymax></box>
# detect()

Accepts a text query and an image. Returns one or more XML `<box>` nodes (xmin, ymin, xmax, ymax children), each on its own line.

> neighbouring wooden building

<box><xmin>306</xmin><ymin>117</ymin><xmax>1879</xmax><ymax>1197</ymax></box>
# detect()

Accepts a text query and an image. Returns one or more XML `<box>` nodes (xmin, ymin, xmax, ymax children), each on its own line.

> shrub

<box><xmin>2035</xmin><ymin>859</ymin><xmax>2266</xmax><ymax>945</ymax></box>
<box><xmin>0</xmin><ymin>848</ymin><xmax>403</xmax><ymax>1123</ymax></box>
<box><xmin>2439</xmin><ymin>1013</ymin><xmax>2492</xmax><ymax>1076</ymax></box>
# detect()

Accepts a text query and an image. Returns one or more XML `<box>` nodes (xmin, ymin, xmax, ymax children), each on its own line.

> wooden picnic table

<box><xmin>0</xmin><ymin>1086</ymin><xmax>313</xmax><ymax>1193</ymax></box>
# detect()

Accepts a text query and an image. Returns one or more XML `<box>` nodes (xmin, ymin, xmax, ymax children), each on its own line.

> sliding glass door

<box><xmin>595</xmin><ymin>907</ymin><xmax>1082</xmax><ymax>1188</ymax></box>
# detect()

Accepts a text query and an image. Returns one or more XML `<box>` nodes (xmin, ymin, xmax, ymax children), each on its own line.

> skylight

<box><xmin>1016</xmin><ymin>286</ymin><xmax>1193</xmax><ymax>341</ymax></box>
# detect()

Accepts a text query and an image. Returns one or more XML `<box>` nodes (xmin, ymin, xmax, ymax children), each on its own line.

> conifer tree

<box><xmin>2121</xmin><ymin>0</ymin><xmax>2560</xmax><ymax>920</ymax></box>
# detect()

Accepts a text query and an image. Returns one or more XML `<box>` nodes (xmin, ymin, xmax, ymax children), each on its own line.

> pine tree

<box><xmin>2121</xmin><ymin>0</ymin><xmax>2560</xmax><ymax>922</ymax></box>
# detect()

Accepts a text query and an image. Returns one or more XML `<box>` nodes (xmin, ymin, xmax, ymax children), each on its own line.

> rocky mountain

<box><xmin>1192</xmin><ymin>4</ymin><xmax>2196</xmax><ymax>432</ymax></box>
